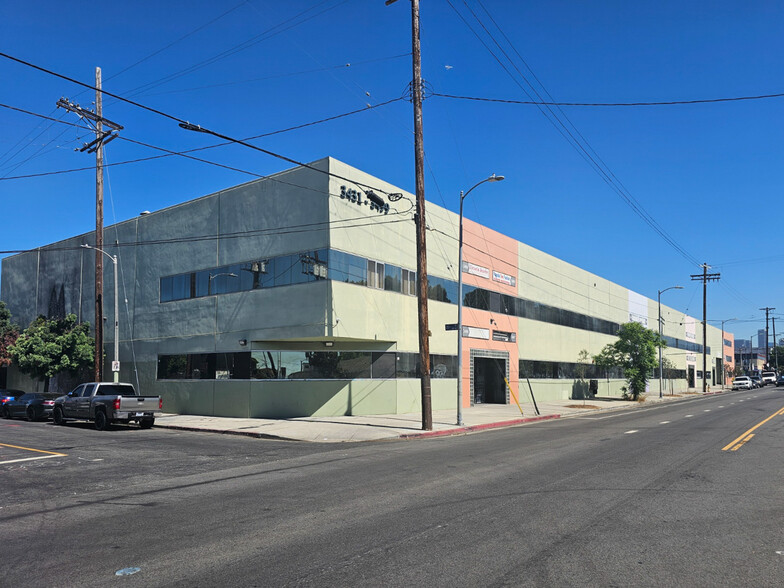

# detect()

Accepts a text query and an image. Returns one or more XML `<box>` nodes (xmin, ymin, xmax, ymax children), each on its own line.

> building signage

<box><xmin>462</xmin><ymin>326</ymin><xmax>490</xmax><ymax>340</ymax></box>
<box><xmin>462</xmin><ymin>261</ymin><xmax>490</xmax><ymax>279</ymax></box>
<box><xmin>492</xmin><ymin>270</ymin><xmax>516</xmax><ymax>287</ymax></box>
<box><xmin>492</xmin><ymin>330</ymin><xmax>516</xmax><ymax>343</ymax></box>
<box><xmin>339</xmin><ymin>186</ymin><xmax>389</xmax><ymax>214</ymax></box>
<box><xmin>686</xmin><ymin>354</ymin><xmax>697</xmax><ymax>363</ymax></box>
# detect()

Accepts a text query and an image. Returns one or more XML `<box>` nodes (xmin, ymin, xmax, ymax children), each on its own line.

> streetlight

<box><xmin>457</xmin><ymin>174</ymin><xmax>504</xmax><ymax>425</ymax></box>
<box><xmin>658</xmin><ymin>285</ymin><xmax>683</xmax><ymax>398</ymax></box>
<box><xmin>81</xmin><ymin>244</ymin><xmax>119</xmax><ymax>383</ymax></box>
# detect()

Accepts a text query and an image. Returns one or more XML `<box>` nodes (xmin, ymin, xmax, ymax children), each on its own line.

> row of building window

<box><xmin>157</xmin><ymin>352</ymin><xmax>698</xmax><ymax>383</ymax></box>
<box><xmin>159</xmin><ymin>248</ymin><xmax>707</xmax><ymax>353</ymax></box>
<box><xmin>157</xmin><ymin>351</ymin><xmax>458</xmax><ymax>380</ymax></box>
<box><xmin>518</xmin><ymin>360</ymin><xmax>688</xmax><ymax>381</ymax></box>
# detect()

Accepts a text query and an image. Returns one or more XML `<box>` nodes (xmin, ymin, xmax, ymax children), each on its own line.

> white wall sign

<box><xmin>628</xmin><ymin>291</ymin><xmax>649</xmax><ymax>327</ymax></box>
<box><xmin>461</xmin><ymin>326</ymin><xmax>490</xmax><ymax>340</ymax></box>
<box><xmin>462</xmin><ymin>262</ymin><xmax>490</xmax><ymax>279</ymax></box>
<box><xmin>492</xmin><ymin>270</ymin><xmax>516</xmax><ymax>287</ymax></box>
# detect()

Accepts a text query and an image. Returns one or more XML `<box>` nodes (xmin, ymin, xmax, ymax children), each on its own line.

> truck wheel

<box><xmin>140</xmin><ymin>417</ymin><xmax>155</xmax><ymax>429</ymax></box>
<box><xmin>94</xmin><ymin>410</ymin><xmax>110</xmax><ymax>431</ymax></box>
<box><xmin>53</xmin><ymin>407</ymin><xmax>65</xmax><ymax>425</ymax></box>
<box><xmin>26</xmin><ymin>406</ymin><xmax>36</xmax><ymax>421</ymax></box>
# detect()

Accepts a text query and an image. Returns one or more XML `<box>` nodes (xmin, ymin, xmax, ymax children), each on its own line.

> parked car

<box><xmin>0</xmin><ymin>389</ymin><xmax>25</xmax><ymax>406</ymax></box>
<box><xmin>732</xmin><ymin>376</ymin><xmax>752</xmax><ymax>390</ymax></box>
<box><xmin>751</xmin><ymin>376</ymin><xmax>763</xmax><ymax>388</ymax></box>
<box><xmin>1</xmin><ymin>393</ymin><xmax>58</xmax><ymax>421</ymax></box>
<box><xmin>777</xmin><ymin>374</ymin><xmax>784</xmax><ymax>387</ymax></box>
<box><xmin>53</xmin><ymin>382</ymin><xmax>162</xmax><ymax>431</ymax></box>
<box><xmin>761</xmin><ymin>371</ymin><xmax>777</xmax><ymax>386</ymax></box>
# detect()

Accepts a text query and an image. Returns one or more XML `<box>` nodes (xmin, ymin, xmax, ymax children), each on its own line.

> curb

<box><xmin>400</xmin><ymin>414</ymin><xmax>560</xmax><ymax>439</ymax></box>
<box><xmin>153</xmin><ymin>423</ymin><xmax>295</xmax><ymax>441</ymax></box>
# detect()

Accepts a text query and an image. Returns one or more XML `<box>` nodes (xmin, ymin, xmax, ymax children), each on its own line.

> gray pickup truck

<box><xmin>53</xmin><ymin>382</ymin><xmax>162</xmax><ymax>431</ymax></box>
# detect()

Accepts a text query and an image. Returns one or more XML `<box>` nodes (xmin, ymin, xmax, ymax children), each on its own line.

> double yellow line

<box><xmin>722</xmin><ymin>406</ymin><xmax>784</xmax><ymax>452</ymax></box>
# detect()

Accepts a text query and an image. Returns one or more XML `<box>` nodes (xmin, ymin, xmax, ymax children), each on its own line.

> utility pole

<box><xmin>760</xmin><ymin>307</ymin><xmax>774</xmax><ymax>367</ymax></box>
<box><xmin>57</xmin><ymin>67</ymin><xmax>123</xmax><ymax>382</ymax></box>
<box><xmin>386</xmin><ymin>0</ymin><xmax>432</xmax><ymax>430</ymax></box>
<box><xmin>690</xmin><ymin>263</ymin><xmax>720</xmax><ymax>393</ymax></box>
<box><xmin>773</xmin><ymin>316</ymin><xmax>779</xmax><ymax>372</ymax></box>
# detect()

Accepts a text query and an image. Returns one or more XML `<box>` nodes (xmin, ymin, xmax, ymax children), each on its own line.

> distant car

<box><xmin>1</xmin><ymin>393</ymin><xmax>57</xmax><ymax>421</ymax></box>
<box><xmin>732</xmin><ymin>376</ymin><xmax>752</xmax><ymax>390</ymax></box>
<box><xmin>761</xmin><ymin>371</ymin><xmax>776</xmax><ymax>386</ymax></box>
<box><xmin>777</xmin><ymin>374</ymin><xmax>784</xmax><ymax>387</ymax></box>
<box><xmin>750</xmin><ymin>376</ymin><xmax>763</xmax><ymax>389</ymax></box>
<box><xmin>0</xmin><ymin>389</ymin><xmax>25</xmax><ymax>406</ymax></box>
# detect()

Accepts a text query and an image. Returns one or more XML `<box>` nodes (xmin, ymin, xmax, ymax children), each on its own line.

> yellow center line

<box><xmin>722</xmin><ymin>407</ymin><xmax>784</xmax><ymax>452</ymax></box>
<box><xmin>0</xmin><ymin>442</ymin><xmax>67</xmax><ymax>457</ymax></box>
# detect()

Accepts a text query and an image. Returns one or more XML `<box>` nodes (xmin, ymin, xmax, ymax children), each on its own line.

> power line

<box><xmin>116</xmin><ymin>0</ymin><xmax>351</xmax><ymax>99</ymax></box>
<box><xmin>147</xmin><ymin>53</ymin><xmax>411</xmax><ymax>96</ymax></box>
<box><xmin>0</xmin><ymin>51</ymin><xmax>406</xmax><ymax>197</ymax></box>
<box><xmin>431</xmin><ymin>90</ymin><xmax>784</xmax><ymax>107</ymax></box>
<box><xmin>445</xmin><ymin>0</ymin><xmax>701</xmax><ymax>268</ymax></box>
<box><xmin>0</xmin><ymin>97</ymin><xmax>403</xmax><ymax>181</ymax></box>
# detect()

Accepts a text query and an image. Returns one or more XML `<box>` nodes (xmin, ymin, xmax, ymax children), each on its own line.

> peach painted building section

<box><xmin>459</xmin><ymin>218</ymin><xmax>520</xmax><ymax>408</ymax></box>
<box><xmin>723</xmin><ymin>332</ymin><xmax>735</xmax><ymax>382</ymax></box>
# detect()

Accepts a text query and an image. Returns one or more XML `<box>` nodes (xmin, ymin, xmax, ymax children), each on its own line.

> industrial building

<box><xmin>0</xmin><ymin>158</ymin><xmax>732</xmax><ymax>417</ymax></box>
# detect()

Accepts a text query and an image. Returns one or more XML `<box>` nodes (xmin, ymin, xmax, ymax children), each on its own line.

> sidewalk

<box><xmin>154</xmin><ymin>391</ymin><xmax>709</xmax><ymax>442</ymax></box>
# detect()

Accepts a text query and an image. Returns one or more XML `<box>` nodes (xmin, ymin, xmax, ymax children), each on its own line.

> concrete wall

<box><xmin>1</xmin><ymin>156</ymin><xmax>732</xmax><ymax>415</ymax></box>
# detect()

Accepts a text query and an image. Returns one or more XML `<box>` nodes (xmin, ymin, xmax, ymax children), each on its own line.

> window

<box><xmin>402</xmin><ymin>269</ymin><xmax>416</xmax><ymax>296</ymax></box>
<box><xmin>371</xmin><ymin>352</ymin><xmax>396</xmax><ymax>378</ymax></box>
<box><xmin>384</xmin><ymin>264</ymin><xmax>402</xmax><ymax>292</ymax></box>
<box><xmin>367</xmin><ymin>260</ymin><xmax>384</xmax><ymax>289</ymax></box>
<box><xmin>330</xmin><ymin>250</ymin><xmax>367</xmax><ymax>285</ymax></box>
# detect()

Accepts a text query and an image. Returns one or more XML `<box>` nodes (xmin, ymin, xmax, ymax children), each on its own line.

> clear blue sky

<box><xmin>1</xmin><ymin>1</ymin><xmax>782</xmax><ymax>344</ymax></box>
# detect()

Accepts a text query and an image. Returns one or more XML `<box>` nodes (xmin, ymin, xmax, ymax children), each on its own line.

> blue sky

<box><xmin>1</xmin><ymin>1</ymin><xmax>782</xmax><ymax>344</ymax></box>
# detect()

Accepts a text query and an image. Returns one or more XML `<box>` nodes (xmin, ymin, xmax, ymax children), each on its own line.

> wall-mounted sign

<box><xmin>686</xmin><ymin>354</ymin><xmax>697</xmax><ymax>362</ymax></box>
<box><xmin>339</xmin><ymin>186</ymin><xmax>389</xmax><ymax>215</ymax></box>
<box><xmin>462</xmin><ymin>261</ymin><xmax>490</xmax><ymax>279</ymax></box>
<box><xmin>492</xmin><ymin>330</ymin><xmax>516</xmax><ymax>343</ymax></box>
<box><xmin>462</xmin><ymin>326</ymin><xmax>490</xmax><ymax>340</ymax></box>
<box><xmin>492</xmin><ymin>270</ymin><xmax>516</xmax><ymax>287</ymax></box>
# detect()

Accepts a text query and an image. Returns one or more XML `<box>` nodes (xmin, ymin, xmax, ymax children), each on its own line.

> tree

<box><xmin>0</xmin><ymin>301</ymin><xmax>19</xmax><ymax>368</ymax></box>
<box><xmin>593</xmin><ymin>322</ymin><xmax>664</xmax><ymax>400</ymax></box>
<box><xmin>770</xmin><ymin>346</ymin><xmax>784</xmax><ymax>372</ymax></box>
<box><xmin>661</xmin><ymin>357</ymin><xmax>676</xmax><ymax>395</ymax></box>
<box><xmin>9</xmin><ymin>314</ymin><xmax>94</xmax><ymax>391</ymax></box>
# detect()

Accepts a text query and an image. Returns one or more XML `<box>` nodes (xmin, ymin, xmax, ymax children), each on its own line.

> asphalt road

<box><xmin>2</xmin><ymin>388</ymin><xmax>783</xmax><ymax>587</ymax></box>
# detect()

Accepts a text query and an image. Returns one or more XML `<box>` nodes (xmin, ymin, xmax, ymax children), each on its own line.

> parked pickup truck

<box><xmin>53</xmin><ymin>382</ymin><xmax>162</xmax><ymax>431</ymax></box>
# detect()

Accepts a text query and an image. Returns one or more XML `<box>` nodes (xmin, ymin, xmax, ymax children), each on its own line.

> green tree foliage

<box><xmin>0</xmin><ymin>301</ymin><xmax>20</xmax><ymax>368</ymax></box>
<box><xmin>593</xmin><ymin>322</ymin><xmax>664</xmax><ymax>400</ymax></box>
<box><xmin>9</xmin><ymin>314</ymin><xmax>94</xmax><ymax>391</ymax></box>
<box><xmin>770</xmin><ymin>346</ymin><xmax>784</xmax><ymax>372</ymax></box>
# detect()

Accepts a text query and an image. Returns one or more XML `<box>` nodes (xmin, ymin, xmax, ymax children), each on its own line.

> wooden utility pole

<box><xmin>56</xmin><ymin>68</ymin><xmax>123</xmax><ymax>383</ymax></box>
<box><xmin>691</xmin><ymin>264</ymin><xmax>720</xmax><ymax>393</ymax></box>
<box><xmin>94</xmin><ymin>67</ymin><xmax>104</xmax><ymax>382</ymax></box>
<box><xmin>760</xmin><ymin>307</ymin><xmax>774</xmax><ymax>366</ymax></box>
<box><xmin>386</xmin><ymin>0</ymin><xmax>432</xmax><ymax>430</ymax></box>
<box><xmin>410</xmin><ymin>0</ymin><xmax>432</xmax><ymax>430</ymax></box>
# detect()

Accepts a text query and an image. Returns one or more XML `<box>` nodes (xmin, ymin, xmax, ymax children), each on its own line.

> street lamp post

<box><xmin>81</xmin><ymin>244</ymin><xmax>119</xmax><ymax>383</ymax></box>
<box><xmin>658</xmin><ymin>285</ymin><xmax>683</xmax><ymax>398</ymax></box>
<box><xmin>457</xmin><ymin>174</ymin><xmax>504</xmax><ymax>425</ymax></box>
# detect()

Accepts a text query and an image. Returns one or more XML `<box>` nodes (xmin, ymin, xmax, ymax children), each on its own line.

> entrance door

<box><xmin>473</xmin><ymin>357</ymin><xmax>507</xmax><ymax>404</ymax></box>
<box><xmin>687</xmin><ymin>366</ymin><xmax>695</xmax><ymax>388</ymax></box>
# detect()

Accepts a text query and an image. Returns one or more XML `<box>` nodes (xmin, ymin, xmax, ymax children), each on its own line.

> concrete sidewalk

<box><xmin>153</xmin><ymin>391</ymin><xmax>712</xmax><ymax>442</ymax></box>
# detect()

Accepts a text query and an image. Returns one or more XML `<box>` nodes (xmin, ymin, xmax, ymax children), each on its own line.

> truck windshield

<box><xmin>100</xmin><ymin>384</ymin><xmax>137</xmax><ymax>396</ymax></box>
